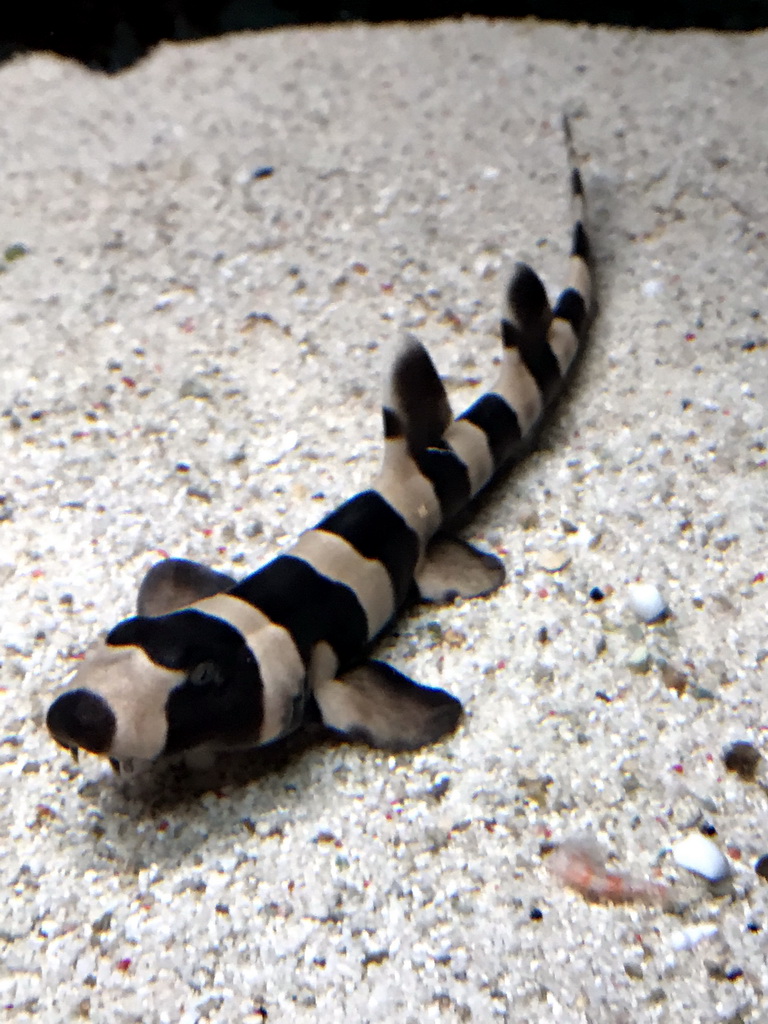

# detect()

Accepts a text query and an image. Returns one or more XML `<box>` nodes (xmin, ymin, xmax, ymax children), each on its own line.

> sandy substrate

<box><xmin>1</xmin><ymin>18</ymin><xmax>767</xmax><ymax>1024</ymax></box>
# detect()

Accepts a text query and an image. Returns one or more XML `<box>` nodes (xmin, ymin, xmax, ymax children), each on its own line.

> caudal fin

<box><xmin>447</xmin><ymin>115</ymin><xmax>592</xmax><ymax>490</ymax></box>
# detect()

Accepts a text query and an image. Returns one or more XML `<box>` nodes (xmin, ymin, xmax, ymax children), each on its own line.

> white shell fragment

<box><xmin>536</xmin><ymin>548</ymin><xmax>572</xmax><ymax>573</ymax></box>
<box><xmin>673</xmin><ymin>834</ymin><xmax>731</xmax><ymax>883</ymax></box>
<box><xmin>627</xmin><ymin>582</ymin><xmax>668</xmax><ymax>623</ymax></box>
<box><xmin>668</xmin><ymin>923</ymin><xmax>719</xmax><ymax>951</ymax></box>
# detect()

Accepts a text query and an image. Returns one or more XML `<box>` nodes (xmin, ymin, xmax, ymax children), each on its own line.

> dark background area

<box><xmin>1</xmin><ymin>1</ymin><xmax>767</xmax><ymax>72</ymax></box>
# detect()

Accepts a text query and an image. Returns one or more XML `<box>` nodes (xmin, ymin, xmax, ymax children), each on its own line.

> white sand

<box><xmin>2</xmin><ymin>19</ymin><xmax>767</xmax><ymax>1023</ymax></box>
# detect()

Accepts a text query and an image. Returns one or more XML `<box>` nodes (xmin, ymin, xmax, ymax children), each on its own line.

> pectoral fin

<box><xmin>314</xmin><ymin>660</ymin><xmax>462</xmax><ymax>751</ymax></box>
<box><xmin>416</xmin><ymin>537</ymin><xmax>505</xmax><ymax>604</ymax></box>
<box><xmin>137</xmin><ymin>558</ymin><xmax>238</xmax><ymax>616</ymax></box>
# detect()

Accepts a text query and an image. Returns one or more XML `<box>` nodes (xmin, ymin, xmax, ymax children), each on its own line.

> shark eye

<box><xmin>187</xmin><ymin>661</ymin><xmax>225</xmax><ymax>687</ymax></box>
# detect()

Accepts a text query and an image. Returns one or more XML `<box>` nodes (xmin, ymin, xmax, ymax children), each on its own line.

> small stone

<box><xmin>424</xmin><ymin>826</ymin><xmax>451</xmax><ymax>852</ymax></box>
<box><xmin>0</xmin><ymin>495</ymin><xmax>15</xmax><ymax>522</ymax></box>
<box><xmin>518</xmin><ymin>774</ymin><xmax>553</xmax><ymax>807</ymax></box>
<box><xmin>697</xmin><ymin>794</ymin><xmax>719</xmax><ymax>815</ymax></box>
<box><xmin>442</xmin><ymin>628</ymin><xmax>466</xmax><ymax>648</ymax></box>
<box><xmin>755</xmin><ymin>855</ymin><xmax>768</xmax><ymax>880</ymax></box>
<box><xmin>427</xmin><ymin>777</ymin><xmax>450</xmax><ymax>801</ymax></box>
<box><xmin>621</xmin><ymin>772</ymin><xmax>640</xmax><ymax>794</ymax></box>
<box><xmin>673</xmin><ymin>833</ymin><xmax>731</xmax><ymax>883</ymax></box>
<box><xmin>713</xmin><ymin>534</ymin><xmax>738</xmax><ymax>552</ymax></box>
<box><xmin>661</xmin><ymin>664</ymin><xmax>688</xmax><ymax>696</ymax></box>
<box><xmin>668</xmin><ymin>922</ymin><xmax>718</xmax><ymax>951</ymax></box>
<box><xmin>723</xmin><ymin>741</ymin><xmax>761</xmax><ymax>781</ymax></box>
<box><xmin>186</xmin><ymin>486</ymin><xmax>211</xmax><ymax>503</ymax></box>
<box><xmin>628</xmin><ymin>582</ymin><xmax>668</xmax><ymax>623</ymax></box>
<box><xmin>91</xmin><ymin>911</ymin><xmax>113</xmax><ymax>934</ymax></box>
<box><xmin>536</xmin><ymin>549</ymin><xmax>571</xmax><ymax>573</ymax></box>
<box><xmin>627</xmin><ymin>646</ymin><xmax>652</xmax><ymax>673</ymax></box>
<box><xmin>361</xmin><ymin>949</ymin><xmax>389</xmax><ymax>967</ymax></box>
<box><xmin>690</xmin><ymin>684</ymin><xmax>716</xmax><ymax>701</ymax></box>
<box><xmin>704</xmin><ymin>960</ymin><xmax>729</xmax><ymax>980</ymax></box>
<box><xmin>179</xmin><ymin>377</ymin><xmax>213</xmax><ymax>400</ymax></box>
<box><xmin>4</xmin><ymin>242</ymin><xmax>28</xmax><ymax>261</ymax></box>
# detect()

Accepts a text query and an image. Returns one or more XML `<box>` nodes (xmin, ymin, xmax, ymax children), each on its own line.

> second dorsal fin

<box><xmin>385</xmin><ymin>336</ymin><xmax>452</xmax><ymax>452</ymax></box>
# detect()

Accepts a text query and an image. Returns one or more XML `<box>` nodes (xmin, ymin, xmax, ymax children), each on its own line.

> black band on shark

<box><xmin>414</xmin><ymin>447</ymin><xmax>473</xmax><ymax>525</ymax></box>
<box><xmin>318</xmin><ymin>491</ymin><xmax>420</xmax><ymax>608</ymax></box>
<box><xmin>459</xmin><ymin>393</ymin><xmax>522</xmax><ymax>468</ymax></box>
<box><xmin>233</xmin><ymin>555</ymin><xmax>369</xmax><ymax>667</ymax></box>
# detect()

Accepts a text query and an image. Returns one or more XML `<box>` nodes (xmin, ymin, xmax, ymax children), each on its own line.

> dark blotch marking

<box><xmin>459</xmin><ymin>392</ymin><xmax>521</xmax><ymax>468</ymax></box>
<box><xmin>163</xmin><ymin>649</ymin><xmax>264</xmax><ymax>755</ymax></box>
<box><xmin>572</xmin><ymin>221</ymin><xmax>589</xmax><ymax>262</ymax></box>
<box><xmin>553</xmin><ymin>288</ymin><xmax>587</xmax><ymax>336</ymax></box>
<box><xmin>317</xmin><ymin>490</ymin><xmax>419</xmax><ymax>608</ymax></box>
<box><xmin>106</xmin><ymin>611</ymin><xmax>265</xmax><ymax>753</ymax></box>
<box><xmin>382</xmin><ymin>406</ymin><xmax>403</xmax><ymax>439</ymax></box>
<box><xmin>415</xmin><ymin>446</ymin><xmax>471</xmax><ymax>523</ymax></box>
<box><xmin>233</xmin><ymin>555</ymin><xmax>369</xmax><ymax>666</ymax></box>
<box><xmin>46</xmin><ymin>689</ymin><xmax>116</xmax><ymax>754</ymax></box>
<box><xmin>570</xmin><ymin>166</ymin><xmax>584</xmax><ymax>197</ymax></box>
<box><xmin>502</xmin><ymin>317</ymin><xmax>562</xmax><ymax>400</ymax></box>
<box><xmin>108</xmin><ymin>610</ymin><xmax>244</xmax><ymax>671</ymax></box>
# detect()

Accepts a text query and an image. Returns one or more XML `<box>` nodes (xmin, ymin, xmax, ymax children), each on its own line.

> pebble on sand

<box><xmin>722</xmin><ymin>741</ymin><xmax>761</xmax><ymax>781</ymax></box>
<box><xmin>668</xmin><ymin>923</ymin><xmax>719</xmax><ymax>951</ymax></box>
<box><xmin>672</xmin><ymin>833</ymin><xmax>731</xmax><ymax>884</ymax></box>
<box><xmin>627</xmin><ymin>582</ymin><xmax>668</xmax><ymax>623</ymax></box>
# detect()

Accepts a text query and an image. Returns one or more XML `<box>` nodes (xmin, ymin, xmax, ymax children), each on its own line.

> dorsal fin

<box><xmin>386</xmin><ymin>336</ymin><xmax>452</xmax><ymax>452</ymax></box>
<box><xmin>500</xmin><ymin>262</ymin><xmax>560</xmax><ymax>401</ymax></box>
<box><xmin>136</xmin><ymin>558</ymin><xmax>237</xmax><ymax>617</ymax></box>
<box><xmin>501</xmin><ymin>261</ymin><xmax>553</xmax><ymax>353</ymax></box>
